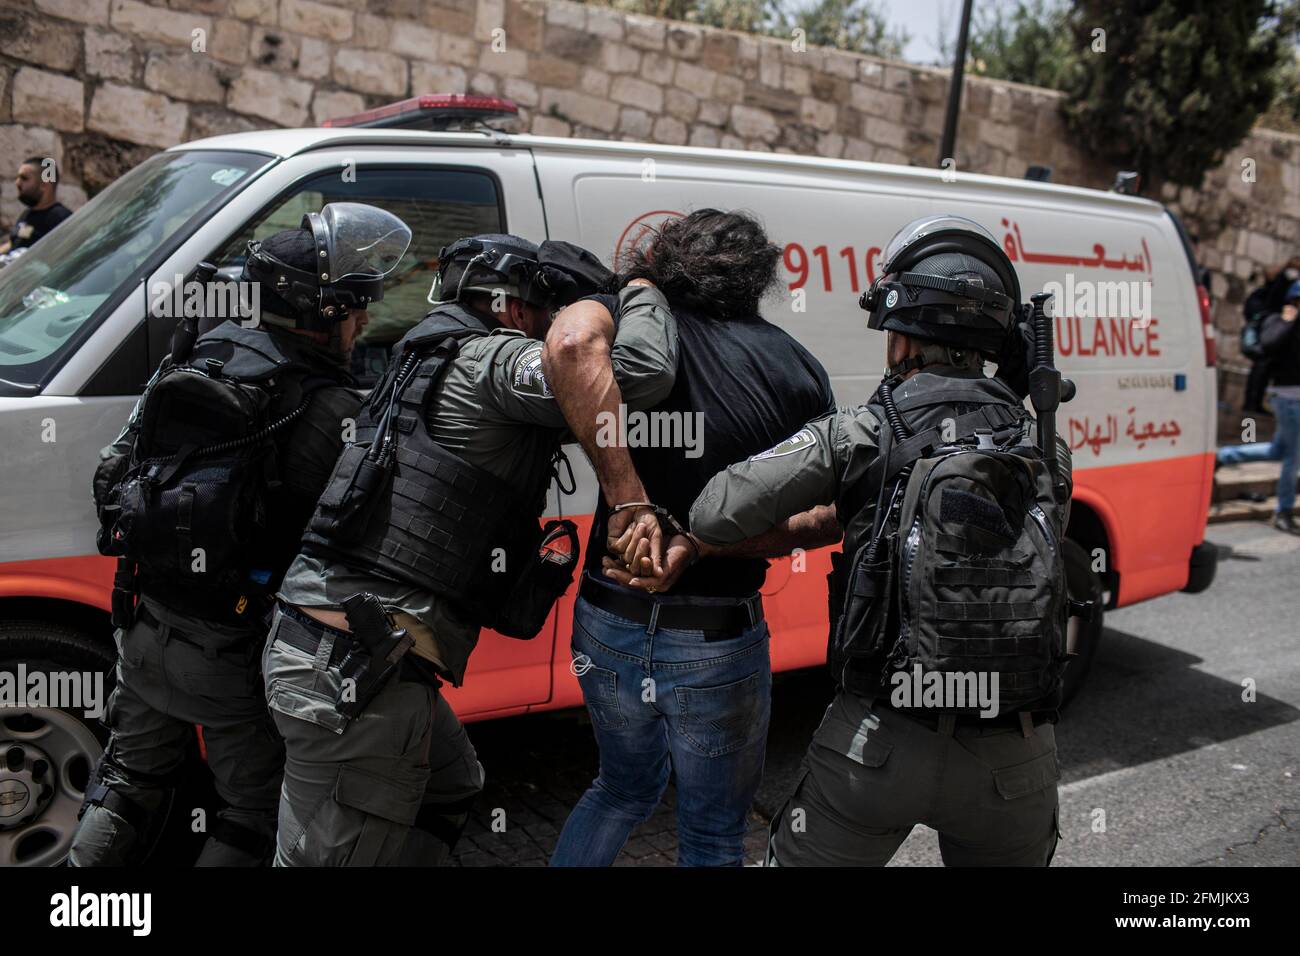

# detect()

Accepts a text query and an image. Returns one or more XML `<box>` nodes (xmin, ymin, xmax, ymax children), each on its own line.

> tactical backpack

<box><xmin>828</xmin><ymin>387</ymin><xmax>1069</xmax><ymax>714</ymax></box>
<box><xmin>94</xmin><ymin>324</ymin><xmax>327</xmax><ymax>627</ymax></box>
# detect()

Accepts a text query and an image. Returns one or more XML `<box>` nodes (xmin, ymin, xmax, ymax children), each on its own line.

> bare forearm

<box><xmin>543</xmin><ymin>306</ymin><xmax>646</xmax><ymax>504</ymax></box>
<box><xmin>564</xmin><ymin>357</ymin><xmax>645</xmax><ymax>504</ymax></box>
<box><xmin>698</xmin><ymin>505</ymin><xmax>841</xmax><ymax>560</ymax></box>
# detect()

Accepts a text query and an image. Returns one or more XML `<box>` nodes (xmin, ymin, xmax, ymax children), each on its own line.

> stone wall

<box><xmin>2</xmin><ymin>0</ymin><xmax>1297</xmax><ymax>402</ymax></box>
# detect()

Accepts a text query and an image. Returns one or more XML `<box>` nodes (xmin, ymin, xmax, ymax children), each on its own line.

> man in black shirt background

<box><xmin>1</xmin><ymin>156</ymin><xmax>74</xmax><ymax>257</ymax></box>
<box><xmin>542</xmin><ymin>209</ymin><xmax>840</xmax><ymax>866</ymax></box>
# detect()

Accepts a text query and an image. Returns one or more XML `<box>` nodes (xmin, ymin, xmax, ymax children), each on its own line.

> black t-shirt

<box><xmin>9</xmin><ymin>202</ymin><xmax>73</xmax><ymax>249</ymax></box>
<box><xmin>583</xmin><ymin>293</ymin><xmax>835</xmax><ymax>598</ymax></box>
<box><xmin>1260</xmin><ymin>311</ymin><xmax>1300</xmax><ymax>387</ymax></box>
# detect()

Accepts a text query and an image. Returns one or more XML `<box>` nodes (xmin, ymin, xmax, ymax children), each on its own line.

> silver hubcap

<box><xmin>0</xmin><ymin>709</ymin><xmax>102</xmax><ymax>866</ymax></box>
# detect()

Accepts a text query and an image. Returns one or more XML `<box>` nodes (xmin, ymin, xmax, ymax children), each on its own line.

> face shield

<box><xmin>303</xmin><ymin>202</ymin><xmax>412</xmax><ymax>318</ymax></box>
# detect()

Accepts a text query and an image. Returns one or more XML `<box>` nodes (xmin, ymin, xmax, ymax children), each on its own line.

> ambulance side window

<box><xmin>210</xmin><ymin>166</ymin><xmax>504</xmax><ymax>385</ymax></box>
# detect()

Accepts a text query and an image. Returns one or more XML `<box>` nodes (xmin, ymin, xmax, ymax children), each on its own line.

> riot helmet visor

<box><xmin>310</xmin><ymin>202</ymin><xmax>412</xmax><ymax>284</ymax></box>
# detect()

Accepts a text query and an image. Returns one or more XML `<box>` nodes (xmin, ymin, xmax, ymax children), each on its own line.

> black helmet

<box><xmin>859</xmin><ymin>215</ymin><xmax>1020</xmax><ymax>356</ymax></box>
<box><xmin>431</xmin><ymin>234</ymin><xmax>615</xmax><ymax>311</ymax></box>
<box><xmin>243</xmin><ymin>202</ymin><xmax>411</xmax><ymax>331</ymax></box>
<box><xmin>431</xmin><ymin>234</ymin><xmax>547</xmax><ymax>307</ymax></box>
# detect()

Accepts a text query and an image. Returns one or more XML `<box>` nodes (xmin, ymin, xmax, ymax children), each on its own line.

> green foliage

<box><xmin>1059</xmin><ymin>0</ymin><xmax>1288</xmax><ymax>188</ymax></box>
<box><xmin>781</xmin><ymin>0</ymin><xmax>911</xmax><ymax>58</ymax></box>
<box><xmin>582</xmin><ymin>0</ymin><xmax>1295</xmax><ymax>190</ymax></box>
<box><xmin>1258</xmin><ymin>1</ymin><xmax>1300</xmax><ymax>132</ymax></box>
<box><xmin>962</xmin><ymin>0</ymin><xmax>1074</xmax><ymax>89</ymax></box>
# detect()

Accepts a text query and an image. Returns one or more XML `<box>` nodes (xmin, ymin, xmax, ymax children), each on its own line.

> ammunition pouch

<box><xmin>828</xmin><ymin>531</ymin><xmax>898</xmax><ymax>669</ymax></box>
<box><xmin>307</xmin><ymin>441</ymin><xmax>391</xmax><ymax>545</ymax></box>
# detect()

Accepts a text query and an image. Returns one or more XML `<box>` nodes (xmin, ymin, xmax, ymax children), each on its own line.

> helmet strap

<box><xmin>885</xmin><ymin>342</ymin><xmax>982</xmax><ymax>381</ymax></box>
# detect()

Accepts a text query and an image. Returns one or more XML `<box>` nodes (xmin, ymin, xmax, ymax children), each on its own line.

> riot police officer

<box><xmin>682</xmin><ymin>215</ymin><xmax>1075</xmax><ymax>866</ymax></box>
<box><xmin>73</xmin><ymin>203</ymin><xmax>410</xmax><ymax>865</ymax></box>
<box><xmin>266</xmin><ymin>233</ymin><xmax>679</xmax><ymax>866</ymax></box>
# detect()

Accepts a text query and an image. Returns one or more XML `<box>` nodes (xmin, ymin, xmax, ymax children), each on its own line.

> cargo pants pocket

<box><xmin>990</xmin><ymin>747</ymin><xmax>1060</xmax><ymax>800</ymax></box>
<box><xmin>263</xmin><ymin>615</ymin><xmax>351</xmax><ymax>736</ymax></box>
<box><xmin>334</xmin><ymin>764</ymin><xmax>424</xmax><ymax>867</ymax></box>
<box><xmin>267</xmin><ymin>681</ymin><xmax>350</xmax><ymax>736</ymax></box>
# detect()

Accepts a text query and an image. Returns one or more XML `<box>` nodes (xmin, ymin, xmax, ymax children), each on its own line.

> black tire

<box><xmin>0</xmin><ymin>621</ymin><xmax>114</xmax><ymax>866</ymax></box>
<box><xmin>0</xmin><ymin>620</ymin><xmax>214</xmax><ymax>866</ymax></box>
<box><xmin>1060</xmin><ymin>539</ymin><xmax>1105</xmax><ymax>708</ymax></box>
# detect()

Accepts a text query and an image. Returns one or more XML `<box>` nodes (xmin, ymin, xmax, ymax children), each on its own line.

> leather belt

<box><xmin>579</xmin><ymin>576</ymin><xmax>763</xmax><ymax>640</ymax></box>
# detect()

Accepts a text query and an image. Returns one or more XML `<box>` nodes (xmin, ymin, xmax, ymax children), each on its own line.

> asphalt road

<box><xmin>455</xmin><ymin>519</ymin><xmax>1299</xmax><ymax>866</ymax></box>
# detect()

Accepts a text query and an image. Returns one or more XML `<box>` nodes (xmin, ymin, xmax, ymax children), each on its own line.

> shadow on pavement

<box><xmin>1054</xmin><ymin>626</ymin><xmax>1298</xmax><ymax>784</ymax></box>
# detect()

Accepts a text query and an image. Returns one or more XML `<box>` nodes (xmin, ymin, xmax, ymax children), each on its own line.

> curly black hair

<box><xmin>619</xmin><ymin>209</ymin><xmax>781</xmax><ymax>322</ymax></box>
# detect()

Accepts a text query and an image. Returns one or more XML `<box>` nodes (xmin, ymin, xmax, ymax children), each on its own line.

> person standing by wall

<box><xmin>0</xmin><ymin>157</ymin><xmax>73</xmax><ymax>258</ymax></box>
<box><xmin>1219</xmin><ymin>279</ymin><xmax>1300</xmax><ymax>534</ymax></box>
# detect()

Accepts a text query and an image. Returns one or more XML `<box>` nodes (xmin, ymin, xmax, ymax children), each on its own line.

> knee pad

<box><xmin>198</xmin><ymin>817</ymin><xmax>275</xmax><ymax>866</ymax></box>
<box><xmin>79</xmin><ymin>780</ymin><xmax>157</xmax><ymax>833</ymax></box>
<box><xmin>389</xmin><ymin>789</ymin><xmax>484</xmax><ymax>866</ymax></box>
<box><xmin>69</xmin><ymin>783</ymin><xmax>167</xmax><ymax>867</ymax></box>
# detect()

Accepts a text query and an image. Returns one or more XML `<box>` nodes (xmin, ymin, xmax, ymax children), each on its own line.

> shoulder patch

<box><xmin>510</xmin><ymin>342</ymin><xmax>553</xmax><ymax>399</ymax></box>
<box><xmin>751</xmin><ymin>427</ymin><xmax>817</xmax><ymax>461</ymax></box>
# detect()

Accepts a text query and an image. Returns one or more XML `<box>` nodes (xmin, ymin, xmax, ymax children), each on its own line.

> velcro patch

<box><xmin>940</xmin><ymin>487</ymin><xmax>1017</xmax><ymax>541</ymax></box>
<box><xmin>751</xmin><ymin>427</ymin><xmax>817</xmax><ymax>461</ymax></box>
<box><xmin>510</xmin><ymin>343</ymin><xmax>552</xmax><ymax>399</ymax></box>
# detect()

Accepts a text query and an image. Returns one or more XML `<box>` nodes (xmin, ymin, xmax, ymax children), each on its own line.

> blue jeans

<box><xmin>1218</xmin><ymin>395</ymin><xmax>1300</xmax><ymax>513</ymax></box>
<box><xmin>550</xmin><ymin>578</ymin><xmax>772</xmax><ymax>867</ymax></box>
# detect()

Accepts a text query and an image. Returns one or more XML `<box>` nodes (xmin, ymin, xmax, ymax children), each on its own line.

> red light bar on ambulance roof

<box><xmin>323</xmin><ymin>94</ymin><xmax>519</xmax><ymax>130</ymax></box>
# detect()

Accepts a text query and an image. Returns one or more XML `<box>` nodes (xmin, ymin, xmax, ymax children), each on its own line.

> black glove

<box><xmin>536</xmin><ymin>240</ymin><xmax>615</xmax><ymax>308</ymax></box>
<box><xmin>993</xmin><ymin>305</ymin><xmax>1035</xmax><ymax>401</ymax></box>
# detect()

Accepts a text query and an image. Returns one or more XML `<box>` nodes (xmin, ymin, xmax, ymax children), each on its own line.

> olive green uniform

<box><xmin>689</xmin><ymin>366</ymin><xmax>1072</xmax><ymax>867</ymax></box>
<box><xmin>267</xmin><ymin>285</ymin><xmax>678</xmax><ymax>866</ymax></box>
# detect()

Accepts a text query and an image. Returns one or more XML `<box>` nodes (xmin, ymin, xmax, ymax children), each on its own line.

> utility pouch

<box><xmin>334</xmin><ymin>592</ymin><xmax>413</xmax><ymax>719</ymax></box>
<box><xmin>827</xmin><ymin>550</ymin><xmax>848</xmax><ymax>642</ymax></box>
<box><xmin>110</xmin><ymin>558</ymin><xmax>137</xmax><ymax>629</ymax></box>
<box><xmin>93</xmin><ymin>453</ymin><xmax>131</xmax><ymax>555</ymax></box>
<box><xmin>309</xmin><ymin>443</ymin><xmax>391</xmax><ymax>545</ymax></box>
<box><xmin>492</xmin><ymin>519</ymin><xmax>580</xmax><ymax>640</ymax></box>
<box><xmin>834</xmin><ymin>532</ymin><xmax>897</xmax><ymax>662</ymax></box>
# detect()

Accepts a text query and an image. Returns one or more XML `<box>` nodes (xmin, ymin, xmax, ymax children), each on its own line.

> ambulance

<box><xmin>0</xmin><ymin>95</ymin><xmax>1217</xmax><ymax>865</ymax></box>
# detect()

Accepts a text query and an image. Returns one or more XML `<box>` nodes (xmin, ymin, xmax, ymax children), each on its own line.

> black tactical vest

<box><xmin>300</xmin><ymin>305</ymin><xmax>555</xmax><ymax>628</ymax></box>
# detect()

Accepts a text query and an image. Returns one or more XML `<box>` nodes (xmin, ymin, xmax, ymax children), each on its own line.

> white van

<box><xmin>0</xmin><ymin>96</ymin><xmax>1216</xmax><ymax>864</ymax></box>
